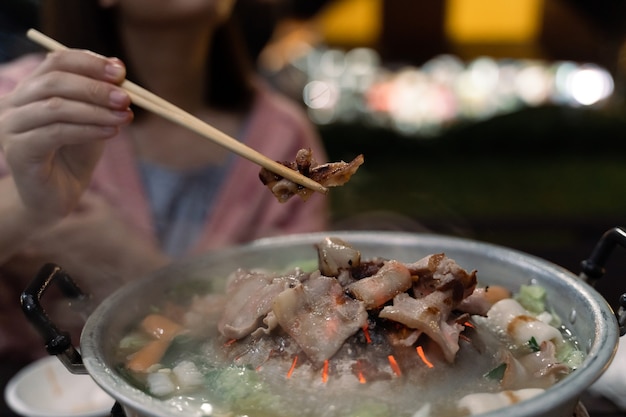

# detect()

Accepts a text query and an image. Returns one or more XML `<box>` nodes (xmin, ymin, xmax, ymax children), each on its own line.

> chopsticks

<box><xmin>26</xmin><ymin>29</ymin><xmax>328</xmax><ymax>195</ymax></box>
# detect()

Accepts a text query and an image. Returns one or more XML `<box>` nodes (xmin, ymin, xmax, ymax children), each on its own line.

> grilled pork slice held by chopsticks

<box><xmin>259</xmin><ymin>149</ymin><xmax>364</xmax><ymax>203</ymax></box>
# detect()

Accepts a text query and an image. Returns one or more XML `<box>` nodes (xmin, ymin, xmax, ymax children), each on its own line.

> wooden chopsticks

<box><xmin>26</xmin><ymin>29</ymin><xmax>328</xmax><ymax>195</ymax></box>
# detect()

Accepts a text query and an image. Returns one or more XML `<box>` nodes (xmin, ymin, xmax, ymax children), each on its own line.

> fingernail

<box><xmin>109</xmin><ymin>89</ymin><xmax>129</xmax><ymax>106</ymax></box>
<box><xmin>105</xmin><ymin>61</ymin><xmax>125</xmax><ymax>79</ymax></box>
<box><xmin>112</xmin><ymin>110</ymin><xmax>131</xmax><ymax>119</ymax></box>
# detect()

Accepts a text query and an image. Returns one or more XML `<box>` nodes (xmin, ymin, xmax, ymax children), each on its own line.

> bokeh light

<box><xmin>271</xmin><ymin>45</ymin><xmax>615</xmax><ymax>136</ymax></box>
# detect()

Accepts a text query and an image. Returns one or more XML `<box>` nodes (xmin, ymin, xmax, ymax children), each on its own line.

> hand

<box><xmin>5</xmin><ymin>192</ymin><xmax>171</xmax><ymax>302</ymax></box>
<box><xmin>0</xmin><ymin>49</ymin><xmax>133</xmax><ymax>224</ymax></box>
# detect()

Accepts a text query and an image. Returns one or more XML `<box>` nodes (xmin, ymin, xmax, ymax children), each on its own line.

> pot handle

<box><xmin>580</xmin><ymin>226</ymin><xmax>626</xmax><ymax>336</ymax></box>
<box><xmin>20</xmin><ymin>263</ymin><xmax>88</xmax><ymax>374</ymax></box>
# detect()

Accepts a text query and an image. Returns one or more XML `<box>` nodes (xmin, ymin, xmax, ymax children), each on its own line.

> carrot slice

<box><xmin>127</xmin><ymin>314</ymin><xmax>185</xmax><ymax>372</ymax></box>
<box><xmin>140</xmin><ymin>314</ymin><xmax>183</xmax><ymax>341</ymax></box>
<box><xmin>484</xmin><ymin>285</ymin><xmax>511</xmax><ymax>304</ymax></box>
<box><xmin>126</xmin><ymin>339</ymin><xmax>171</xmax><ymax>372</ymax></box>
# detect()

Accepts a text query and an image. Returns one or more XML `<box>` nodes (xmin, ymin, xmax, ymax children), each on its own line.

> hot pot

<box><xmin>21</xmin><ymin>229</ymin><xmax>626</xmax><ymax>417</ymax></box>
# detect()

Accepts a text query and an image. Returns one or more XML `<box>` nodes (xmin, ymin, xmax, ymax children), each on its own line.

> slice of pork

<box><xmin>456</xmin><ymin>287</ymin><xmax>494</xmax><ymax>316</ymax></box>
<box><xmin>379</xmin><ymin>291</ymin><xmax>465</xmax><ymax>363</ymax></box>
<box><xmin>347</xmin><ymin>260</ymin><xmax>412</xmax><ymax>309</ymax></box>
<box><xmin>272</xmin><ymin>273</ymin><xmax>368</xmax><ymax>366</ymax></box>
<box><xmin>406</xmin><ymin>253</ymin><xmax>477</xmax><ymax>299</ymax></box>
<box><xmin>258</xmin><ymin>148</ymin><xmax>364</xmax><ymax>203</ymax></box>
<box><xmin>315</xmin><ymin>236</ymin><xmax>361</xmax><ymax>277</ymax></box>
<box><xmin>218</xmin><ymin>268</ymin><xmax>307</xmax><ymax>340</ymax></box>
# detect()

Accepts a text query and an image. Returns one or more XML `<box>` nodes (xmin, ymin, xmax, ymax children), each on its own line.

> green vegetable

<box><xmin>527</xmin><ymin>336</ymin><xmax>540</xmax><ymax>352</ymax></box>
<box><xmin>282</xmin><ymin>258</ymin><xmax>319</xmax><ymax>273</ymax></box>
<box><xmin>484</xmin><ymin>363</ymin><xmax>507</xmax><ymax>381</ymax></box>
<box><xmin>515</xmin><ymin>284</ymin><xmax>546</xmax><ymax>314</ymax></box>
<box><xmin>208</xmin><ymin>366</ymin><xmax>287</xmax><ymax>417</ymax></box>
<box><xmin>556</xmin><ymin>341</ymin><xmax>585</xmax><ymax>369</ymax></box>
<box><xmin>118</xmin><ymin>331</ymin><xmax>152</xmax><ymax>350</ymax></box>
<box><xmin>548</xmin><ymin>307</ymin><xmax>562</xmax><ymax>327</ymax></box>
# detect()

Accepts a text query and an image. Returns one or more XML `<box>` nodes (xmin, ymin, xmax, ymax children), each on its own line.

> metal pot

<box><xmin>21</xmin><ymin>229</ymin><xmax>625</xmax><ymax>417</ymax></box>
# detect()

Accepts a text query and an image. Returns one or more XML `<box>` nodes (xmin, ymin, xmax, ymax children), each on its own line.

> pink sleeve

<box><xmin>0</xmin><ymin>54</ymin><xmax>42</xmax><ymax>96</ymax></box>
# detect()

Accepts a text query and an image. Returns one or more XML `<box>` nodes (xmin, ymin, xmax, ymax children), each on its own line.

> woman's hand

<box><xmin>0</xmin><ymin>49</ymin><xmax>133</xmax><ymax>224</ymax></box>
<box><xmin>4</xmin><ymin>191</ymin><xmax>171</xmax><ymax>302</ymax></box>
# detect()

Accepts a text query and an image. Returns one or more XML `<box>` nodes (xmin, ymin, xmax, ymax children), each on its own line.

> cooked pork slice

<box><xmin>259</xmin><ymin>148</ymin><xmax>364</xmax><ymax>203</ymax></box>
<box><xmin>406</xmin><ymin>253</ymin><xmax>477</xmax><ymax>299</ymax></box>
<box><xmin>218</xmin><ymin>268</ymin><xmax>307</xmax><ymax>340</ymax></box>
<box><xmin>315</xmin><ymin>236</ymin><xmax>361</xmax><ymax>277</ymax></box>
<box><xmin>272</xmin><ymin>274</ymin><xmax>368</xmax><ymax>366</ymax></box>
<box><xmin>379</xmin><ymin>291</ymin><xmax>465</xmax><ymax>363</ymax></box>
<box><xmin>347</xmin><ymin>260</ymin><xmax>412</xmax><ymax>309</ymax></box>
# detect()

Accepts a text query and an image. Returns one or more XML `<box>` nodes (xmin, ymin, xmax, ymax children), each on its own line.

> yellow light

<box><xmin>316</xmin><ymin>0</ymin><xmax>382</xmax><ymax>47</ymax></box>
<box><xmin>445</xmin><ymin>0</ymin><xmax>544</xmax><ymax>43</ymax></box>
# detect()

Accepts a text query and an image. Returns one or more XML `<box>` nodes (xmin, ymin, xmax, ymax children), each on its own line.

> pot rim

<box><xmin>80</xmin><ymin>231</ymin><xmax>619</xmax><ymax>417</ymax></box>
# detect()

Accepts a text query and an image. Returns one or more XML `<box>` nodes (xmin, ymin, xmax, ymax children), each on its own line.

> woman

<box><xmin>0</xmin><ymin>0</ymin><xmax>329</xmax><ymax>370</ymax></box>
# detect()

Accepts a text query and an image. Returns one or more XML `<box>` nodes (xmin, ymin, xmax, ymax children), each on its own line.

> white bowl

<box><xmin>4</xmin><ymin>356</ymin><xmax>115</xmax><ymax>417</ymax></box>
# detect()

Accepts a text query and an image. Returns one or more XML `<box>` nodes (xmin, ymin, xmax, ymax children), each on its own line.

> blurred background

<box><xmin>2</xmin><ymin>0</ymin><xmax>626</xmax><ymax>310</ymax></box>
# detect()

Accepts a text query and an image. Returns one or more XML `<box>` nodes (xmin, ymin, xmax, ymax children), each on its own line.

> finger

<box><xmin>11</xmin><ymin>71</ymin><xmax>131</xmax><ymax>111</ymax></box>
<box><xmin>4</xmin><ymin>124</ymin><xmax>110</xmax><ymax>196</ymax></box>
<box><xmin>4</xmin><ymin>98</ymin><xmax>133</xmax><ymax>135</ymax></box>
<box><xmin>6</xmin><ymin>124</ymin><xmax>118</xmax><ymax>160</ymax></box>
<box><xmin>30</xmin><ymin>50</ymin><xmax>127</xmax><ymax>84</ymax></box>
